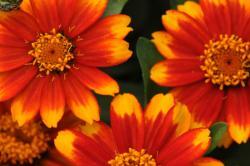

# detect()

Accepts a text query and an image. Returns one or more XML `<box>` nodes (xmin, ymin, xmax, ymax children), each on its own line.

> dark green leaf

<box><xmin>104</xmin><ymin>0</ymin><xmax>128</xmax><ymax>17</ymax></box>
<box><xmin>206</xmin><ymin>122</ymin><xmax>228</xmax><ymax>154</ymax></box>
<box><xmin>136</xmin><ymin>37</ymin><xmax>167</xmax><ymax>106</ymax></box>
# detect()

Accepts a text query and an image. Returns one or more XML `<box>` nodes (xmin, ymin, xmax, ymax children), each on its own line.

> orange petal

<box><xmin>63</xmin><ymin>73</ymin><xmax>100</xmax><ymax>124</ymax></box>
<box><xmin>80</xmin><ymin>14</ymin><xmax>132</xmax><ymax>40</ymax></box>
<box><xmin>152</xmin><ymin>31</ymin><xmax>198</xmax><ymax>59</ymax></box>
<box><xmin>20</xmin><ymin>0</ymin><xmax>33</xmax><ymax>15</ymax></box>
<box><xmin>71</xmin><ymin>65</ymin><xmax>119</xmax><ymax>96</ymax></box>
<box><xmin>76</xmin><ymin>39</ymin><xmax>132</xmax><ymax>67</ymax></box>
<box><xmin>226</xmin><ymin>88</ymin><xmax>250</xmax><ymax>144</ymax></box>
<box><xmin>193</xmin><ymin>157</ymin><xmax>224</xmax><ymax>166</ymax></box>
<box><xmin>162</xmin><ymin>10</ymin><xmax>209</xmax><ymax>52</ymax></box>
<box><xmin>29</xmin><ymin>0</ymin><xmax>60</xmax><ymax>32</ymax></box>
<box><xmin>157</xmin><ymin>129</ymin><xmax>211</xmax><ymax>165</ymax></box>
<box><xmin>172</xmin><ymin>82</ymin><xmax>224</xmax><ymax>129</ymax></box>
<box><xmin>57</xmin><ymin>0</ymin><xmax>108</xmax><ymax>37</ymax></box>
<box><xmin>217</xmin><ymin>130</ymin><xmax>233</xmax><ymax>148</ymax></box>
<box><xmin>144</xmin><ymin>93</ymin><xmax>191</xmax><ymax>155</ymax></box>
<box><xmin>0</xmin><ymin>10</ymin><xmax>40</xmax><ymax>41</ymax></box>
<box><xmin>150</xmin><ymin>60</ymin><xmax>204</xmax><ymax>87</ymax></box>
<box><xmin>11</xmin><ymin>77</ymin><xmax>46</xmax><ymax>126</ymax></box>
<box><xmin>55</xmin><ymin>123</ymin><xmax>115</xmax><ymax>165</ymax></box>
<box><xmin>40</xmin><ymin>75</ymin><xmax>65</xmax><ymax>128</ymax></box>
<box><xmin>177</xmin><ymin>1</ymin><xmax>204</xmax><ymax>22</ymax></box>
<box><xmin>110</xmin><ymin>93</ymin><xmax>144</xmax><ymax>152</ymax></box>
<box><xmin>0</xmin><ymin>66</ymin><xmax>37</xmax><ymax>101</ymax></box>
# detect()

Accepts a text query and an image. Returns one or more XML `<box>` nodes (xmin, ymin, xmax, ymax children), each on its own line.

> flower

<box><xmin>0</xmin><ymin>0</ymin><xmax>132</xmax><ymax>128</ymax></box>
<box><xmin>0</xmin><ymin>105</ymin><xmax>50</xmax><ymax>165</ymax></box>
<box><xmin>150</xmin><ymin>0</ymin><xmax>250</xmax><ymax>144</ymax></box>
<box><xmin>54</xmin><ymin>93</ymin><xmax>223</xmax><ymax>166</ymax></box>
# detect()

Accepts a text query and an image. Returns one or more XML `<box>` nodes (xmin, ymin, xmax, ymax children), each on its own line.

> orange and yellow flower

<box><xmin>0</xmin><ymin>0</ymin><xmax>132</xmax><ymax>128</ymax></box>
<box><xmin>54</xmin><ymin>93</ymin><xmax>223</xmax><ymax>166</ymax></box>
<box><xmin>150</xmin><ymin>0</ymin><xmax>250</xmax><ymax>144</ymax></box>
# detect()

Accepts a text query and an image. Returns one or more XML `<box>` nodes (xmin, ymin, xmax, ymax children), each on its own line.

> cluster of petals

<box><xmin>151</xmin><ymin>0</ymin><xmax>250</xmax><ymax>144</ymax></box>
<box><xmin>0</xmin><ymin>0</ymin><xmax>132</xmax><ymax>128</ymax></box>
<box><xmin>54</xmin><ymin>93</ymin><xmax>223</xmax><ymax>166</ymax></box>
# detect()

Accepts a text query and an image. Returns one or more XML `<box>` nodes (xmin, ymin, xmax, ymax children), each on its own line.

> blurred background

<box><xmin>98</xmin><ymin>0</ymin><xmax>250</xmax><ymax>165</ymax></box>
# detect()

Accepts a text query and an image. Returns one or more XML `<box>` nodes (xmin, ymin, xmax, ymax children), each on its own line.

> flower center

<box><xmin>29</xmin><ymin>29</ymin><xmax>74</xmax><ymax>75</ymax></box>
<box><xmin>200</xmin><ymin>34</ymin><xmax>250</xmax><ymax>90</ymax></box>
<box><xmin>0</xmin><ymin>113</ymin><xmax>50</xmax><ymax>165</ymax></box>
<box><xmin>108</xmin><ymin>148</ymin><xmax>157</xmax><ymax>166</ymax></box>
<box><xmin>0</xmin><ymin>0</ymin><xmax>23</xmax><ymax>11</ymax></box>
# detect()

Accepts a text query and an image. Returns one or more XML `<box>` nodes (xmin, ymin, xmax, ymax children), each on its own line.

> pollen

<box><xmin>200</xmin><ymin>34</ymin><xmax>250</xmax><ymax>90</ymax></box>
<box><xmin>108</xmin><ymin>148</ymin><xmax>157</xmax><ymax>166</ymax></box>
<box><xmin>0</xmin><ymin>113</ymin><xmax>50</xmax><ymax>165</ymax></box>
<box><xmin>29</xmin><ymin>29</ymin><xmax>74</xmax><ymax>75</ymax></box>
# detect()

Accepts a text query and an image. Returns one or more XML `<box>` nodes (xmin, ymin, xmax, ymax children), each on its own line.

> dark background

<box><xmin>99</xmin><ymin>0</ymin><xmax>250</xmax><ymax>165</ymax></box>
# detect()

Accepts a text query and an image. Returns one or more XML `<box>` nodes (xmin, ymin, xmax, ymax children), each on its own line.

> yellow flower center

<box><xmin>0</xmin><ymin>113</ymin><xmax>50</xmax><ymax>165</ymax></box>
<box><xmin>108</xmin><ymin>148</ymin><xmax>157</xmax><ymax>166</ymax></box>
<box><xmin>200</xmin><ymin>34</ymin><xmax>250</xmax><ymax>90</ymax></box>
<box><xmin>29</xmin><ymin>29</ymin><xmax>74</xmax><ymax>75</ymax></box>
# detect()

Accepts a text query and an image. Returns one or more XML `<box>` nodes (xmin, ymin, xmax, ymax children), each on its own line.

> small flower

<box><xmin>54</xmin><ymin>93</ymin><xmax>223</xmax><ymax>166</ymax></box>
<box><xmin>150</xmin><ymin>0</ymin><xmax>250</xmax><ymax>144</ymax></box>
<box><xmin>0</xmin><ymin>0</ymin><xmax>132</xmax><ymax>128</ymax></box>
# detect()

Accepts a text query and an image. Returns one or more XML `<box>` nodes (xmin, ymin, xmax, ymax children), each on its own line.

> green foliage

<box><xmin>0</xmin><ymin>0</ymin><xmax>22</xmax><ymax>11</ymax></box>
<box><xmin>136</xmin><ymin>37</ymin><xmax>167</xmax><ymax>106</ymax></box>
<box><xmin>207</xmin><ymin>122</ymin><xmax>228</xmax><ymax>154</ymax></box>
<box><xmin>104</xmin><ymin>0</ymin><xmax>128</xmax><ymax>17</ymax></box>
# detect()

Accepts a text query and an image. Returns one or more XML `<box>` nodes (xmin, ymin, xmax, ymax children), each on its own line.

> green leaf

<box><xmin>104</xmin><ymin>0</ymin><xmax>128</xmax><ymax>17</ymax></box>
<box><xmin>136</xmin><ymin>37</ymin><xmax>167</xmax><ymax>106</ymax></box>
<box><xmin>206</xmin><ymin>122</ymin><xmax>228</xmax><ymax>154</ymax></box>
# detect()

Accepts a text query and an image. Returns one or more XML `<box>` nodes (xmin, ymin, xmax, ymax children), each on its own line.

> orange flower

<box><xmin>0</xmin><ymin>0</ymin><xmax>132</xmax><ymax>128</ymax></box>
<box><xmin>54</xmin><ymin>93</ymin><xmax>223</xmax><ymax>166</ymax></box>
<box><xmin>150</xmin><ymin>0</ymin><xmax>250</xmax><ymax>144</ymax></box>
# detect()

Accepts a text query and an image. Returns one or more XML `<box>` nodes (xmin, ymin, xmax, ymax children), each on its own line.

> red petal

<box><xmin>29</xmin><ymin>0</ymin><xmax>60</xmax><ymax>32</ymax></box>
<box><xmin>0</xmin><ymin>66</ymin><xmax>37</xmax><ymax>101</ymax></box>
<box><xmin>151</xmin><ymin>60</ymin><xmax>204</xmax><ymax>87</ymax></box>
<box><xmin>57</xmin><ymin>0</ymin><xmax>108</xmax><ymax>37</ymax></box>
<box><xmin>110</xmin><ymin>93</ymin><xmax>144</xmax><ymax>153</ymax></box>
<box><xmin>11</xmin><ymin>77</ymin><xmax>46</xmax><ymax>126</ymax></box>
<box><xmin>76</xmin><ymin>39</ymin><xmax>132</xmax><ymax>67</ymax></box>
<box><xmin>71</xmin><ymin>65</ymin><xmax>119</xmax><ymax>96</ymax></box>
<box><xmin>200</xmin><ymin>0</ymin><xmax>248</xmax><ymax>36</ymax></box>
<box><xmin>144</xmin><ymin>94</ymin><xmax>191</xmax><ymax>155</ymax></box>
<box><xmin>80</xmin><ymin>14</ymin><xmax>132</xmax><ymax>40</ymax></box>
<box><xmin>172</xmin><ymin>81</ymin><xmax>224</xmax><ymax>128</ymax></box>
<box><xmin>62</xmin><ymin>73</ymin><xmax>100</xmax><ymax>124</ymax></box>
<box><xmin>157</xmin><ymin>129</ymin><xmax>211</xmax><ymax>166</ymax></box>
<box><xmin>0</xmin><ymin>10</ymin><xmax>40</xmax><ymax>41</ymax></box>
<box><xmin>40</xmin><ymin>75</ymin><xmax>65</xmax><ymax>128</ymax></box>
<box><xmin>55</xmin><ymin>123</ymin><xmax>116</xmax><ymax>165</ymax></box>
<box><xmin>0</xmin><ymin>26</ymin><xmax>32</xmax><ymax>71</ymax></box>
<box><xmin>226</xmin><ymin>88</ymin><xmax>250</xmax><ymax>144</ymax></box>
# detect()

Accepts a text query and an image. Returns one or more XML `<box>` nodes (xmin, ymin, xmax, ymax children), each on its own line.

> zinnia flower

<box><xmin>0</xmin><ymin>0</ymin><xmax>132</xmax><ymax>128</ymax></box>
<box><xmin>0</xmin><ymin>103</ymin><xmax>50</xmax><ymax>165</ymax></box>
<box><xmin>54</xmin><ymin>93</ymin><xmax>223</xmax><ymax>166</ymax></box>
<box><xmin>150</xmin><ymin>0</ymin><xmax>250</xmax><ymax>144</ymax></box>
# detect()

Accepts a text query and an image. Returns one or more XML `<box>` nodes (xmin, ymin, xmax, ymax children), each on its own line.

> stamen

<box><xmin>0</xmin><ymin>113</ymin><xmax>50</xmax><ymax>165</ymax></box>
<box><xmin>29</xmin><ymin>29</ymin><xmax>74</xmax><ymax>75</ymax></box>
<box><xmin>108</xmin><ymin>148</ymin><xmax>157</xmax><ymax>166</ymax></box>
<box><xmin>200</xmin><ymin>34</ymin><xmax>250</xmax><ymax>90</ymax></box>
